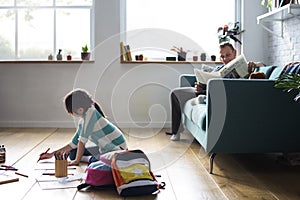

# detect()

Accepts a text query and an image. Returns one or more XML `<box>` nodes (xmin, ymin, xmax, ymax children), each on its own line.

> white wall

<box><xmin>0</xmin><ymin>0</ymin><xmax>265</xmax><ymax>128</ymax></box>
<box><xmin>242</xmin><ymin>0</ymin><xmax>268</xmax><ymax>64</ymax></box>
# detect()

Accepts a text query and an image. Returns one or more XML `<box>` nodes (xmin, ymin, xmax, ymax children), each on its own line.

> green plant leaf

<box><xmin>82</xmin><ymin>44</ymin><xmax>88</xmax><ymax>52</ymax></box>
<box><xmin>274</xmin><ymin>73</ymin><xmax>300</xmax><ymax>101</ymax></box>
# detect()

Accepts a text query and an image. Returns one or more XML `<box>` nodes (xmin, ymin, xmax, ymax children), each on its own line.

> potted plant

<box><xmin>81</xmin><ymin>44</ymin><xmax>90</xmax><ymax>60</ymax></box>
<box><xmin>67</xmin><ymin>52</ymin><xmax>72</xmax><ymax>61</ymax></box>
<box><xmin>138</xmin><ymin>54</ymin><xmax>143</xmax><ymax>61</ymax></box>
<box><xmin>274</xmin><ymin>73</ymin><xmax>300</xmax><ymax>101</ymax></box>
<box><xmin>171</xmin><ymin>46</ymin><xmax>190</xmax><ymax>61</ymax></box>
<box><xmin>261</xmin><ymin>0</ymin><xmax>272</xmax><ymax>11</ymax></box>
<box><xmin>217</xmin><ymin>22</ymin><xmax>245</xmax><ymax>44</ymax></box>
<box><xmin>192</xmin><ymin>50</ymin><xmax>199</xmax><ymax>61</ymax></box>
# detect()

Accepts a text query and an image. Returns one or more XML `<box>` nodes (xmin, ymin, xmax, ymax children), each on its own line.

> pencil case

<box><xmin>55</xmin><ymin>160</ymin><xmax>68</xmax><ymax>177</ymax></box>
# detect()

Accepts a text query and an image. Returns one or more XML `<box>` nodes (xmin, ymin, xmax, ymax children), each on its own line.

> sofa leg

<box><xmin>209</xmin><ymin>153</ymin><xmax>216</xmax><ymax>174</ymax></box>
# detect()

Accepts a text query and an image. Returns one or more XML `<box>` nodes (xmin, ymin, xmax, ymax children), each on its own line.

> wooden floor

<box><xmin>0</xmin><ymin>128</ymin><xmax>300</xmax><ymax>200</ymax></box>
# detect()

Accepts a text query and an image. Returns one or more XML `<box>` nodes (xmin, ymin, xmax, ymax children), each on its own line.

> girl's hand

<box><xmin>37</xmin><ymin>148</ymin><xmax>53</xmax><ymax>162</ymax></box>
<box><xmin>68</xmin><ymin>160</ymin><xmax>80</xmax><ymax>166</ymax></box>
<box><xmin>39</xmin><ymin>152</ymin><xmax>53</xmax><ymax>160</ymax></box>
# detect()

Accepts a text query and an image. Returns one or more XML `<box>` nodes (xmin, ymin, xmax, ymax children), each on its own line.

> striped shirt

<box><xmin>69</xmin><ymin>106</ymin><xmax>127</xmax><ymax>154</ymax></box>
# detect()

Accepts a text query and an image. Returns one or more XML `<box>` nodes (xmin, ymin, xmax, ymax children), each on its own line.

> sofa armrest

<box><xmin>205</xmin><ymin>78</ymin><xmax>300</xmax><ymax>153</ymax></box>
<box><xmin>180</xmin><ymin>74</ymin><xmax>197</xmax><ymax>87</ymax></box>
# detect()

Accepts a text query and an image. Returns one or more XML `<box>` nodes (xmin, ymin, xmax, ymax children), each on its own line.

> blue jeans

<box><xmin>69</xmin><ymin>146</ymin><xmax>99</xmax><ymax>163</ymax></box>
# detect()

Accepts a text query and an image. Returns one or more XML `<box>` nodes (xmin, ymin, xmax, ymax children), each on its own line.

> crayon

<box><xmin>15</xmin><ymin>172</ymin><xmax>29</xmax><ymax>178</ymax></box>
<box><xmin>42</xmin><ymin>173</ymin><xmax>74</xmax><ymax>176</ymax></box>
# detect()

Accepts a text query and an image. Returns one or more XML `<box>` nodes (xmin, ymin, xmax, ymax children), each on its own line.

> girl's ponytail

<box><xmin>64</xmin><ymin>88</ymin><xmax>106</xmax><ymax>118</ymax></box>
<box><xmin>93</xmin><ymin>101</ymin><xmax>106</xmax><ymax>118</ymax></box>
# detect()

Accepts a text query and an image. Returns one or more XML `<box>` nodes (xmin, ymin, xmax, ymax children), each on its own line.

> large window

<box><xmin>0</xmin><ymin>0</ymin><xmax>94</xmax><ymax>60</ymax></box>
<box><xmin>124</xmin><ymin>0</ymin><xmax>238</xmax><ymax>61</ymax></box>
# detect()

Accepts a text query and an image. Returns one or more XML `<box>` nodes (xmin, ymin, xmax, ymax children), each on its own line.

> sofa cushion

<box><xmin>283</xmin><ymin>62</ymin><xmax>300</xmax><ymax>74</ymax></box>
<box><xmin>268</xmin><ymin>65</ymin><xmax>285</xmax><ymax>80</ymax></box>
<box><xmin>183</xmin><ymin>99</ymin><xmax>193</xmax><ymax>121</ymax></box>
<box><xmin>255</xmin><ymin>65</ymin><xmax>277</xmax><ymax>78</ymax></box>
<box><xmin>191</xmin><ymin>104</ymin><xmax>206</xmax><ymax>130</ymax></box>
<box><xmin>183</xmin><ymin>98</ymin><xmax>206</xmax><ymax>130</ymax></box>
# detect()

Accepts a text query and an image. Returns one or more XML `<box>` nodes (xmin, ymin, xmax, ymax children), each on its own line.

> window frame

<box><xmin>0</xmin><ymin>0</ymin><xmax>95</xmax><ymax>61</ymax></box>
<box><xmin>120</xmin><ymin>0</ymin><xmax>241</xmax><ymax>62</ymax></box>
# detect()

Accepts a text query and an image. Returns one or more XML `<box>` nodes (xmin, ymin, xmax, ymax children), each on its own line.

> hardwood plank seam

<box><xmin>230</xmin><ymin>155</ymin><xmax>279</xmax><ymax>199</ymax></box>
<box><xmin>11</xmin><ymin>128</ymin><xmax>58</xmax><ymax>166</ymax></box>
<box><xmin>190</xmin><ymin>148</ymin><xmax>228</xmax><ymax>199</ymax></box>
<box><xmin>20</xmin><ymin>181</ymin><xmax>38</xmax><ymax>200</ymax></box>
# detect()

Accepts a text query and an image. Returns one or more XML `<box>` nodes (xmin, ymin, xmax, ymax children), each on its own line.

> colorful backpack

<box><xmin>111</xmin><ymin>149</ymin><xmax>165</xmax><ymax>196</ymax></box>
<box><xmin>77</xmin><ymin>160</ymin><xmax>115</xmax><ymax>190</ymax></box>
<box><xmin>77</xmin><ymin>150</ymin><xmax>123</xmax><ymax>190</ymax></box>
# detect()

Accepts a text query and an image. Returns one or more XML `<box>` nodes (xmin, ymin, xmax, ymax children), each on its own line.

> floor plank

<box><xmin>0</xmin><ymin>128</ymin><xmax>57</xmax><ymax>199</ymax></box>
<box><xmin>1</xmin><ymin>128</ymin><xmax>300</xmax><ymax>199</ymax></box>
<box><xmin>234</xmin><ymin>154</ymin><xmax>300</xmax><ymax>200</ymax></box>
<box><xmin>166</xmin><ymin>148</ymin><xmax>226</xmax><ymax>200</ymax></box>
<box><xmin>191</xmin><ymin>143</ymin><xmax>300</xmax><ymax>199</ymax></box>
<box><xmin>0</xmin><ymin>128</ymin><xmax>57</xmax><ymax>165</ymax></box>
<box><xmin>17</xmin><ymin>128</ymin><xmax>86</xmax><ymax>200</ymax></box>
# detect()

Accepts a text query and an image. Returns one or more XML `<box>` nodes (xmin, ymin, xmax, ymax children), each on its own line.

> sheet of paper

<box><xmin>0</xmin><ymin>172</ymin><xmax>19</xmax><ymax>185</ymax></box>
<box><xmin>36</xmin><ymin>173</ymin><xmax>86</xmax><ymax>182</ymax></box>
<box><xmin>37</xmin><ymin>180</ymin><xmax>81</xmax><ymax>190</ymax></box>
<box><xmin>36</xmin><ymin>173</ymin><xmax>86</xmax><ymax>190</ymax></box>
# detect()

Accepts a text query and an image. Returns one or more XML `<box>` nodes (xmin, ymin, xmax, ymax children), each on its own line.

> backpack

<box><xmin>111</xmin><ymin>149</ymin><xmax>165</xmax><ymax>196</ymax></box>
<box><xmin>77</xmin><ymin>160</ymin><xmax>115</xmax><ymax>190</ymax></box>
<box><xmin>77</xmin><ymin>150</ymin><xmax>122</xmax><ymax>191</ymax></box>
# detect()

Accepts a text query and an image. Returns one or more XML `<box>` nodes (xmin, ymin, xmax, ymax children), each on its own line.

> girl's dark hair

<box><xmin>64</xmin><ymin>89</ymin><xmax>106</xmax><ymax>117</ymax></box>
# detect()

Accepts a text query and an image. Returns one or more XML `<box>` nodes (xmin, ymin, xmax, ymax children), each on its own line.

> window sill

<box><xmin>120</xmin><ymin>61</ymin><xmax>223</xmax><ymax>64</ymax></box>
<box><xmin>0</xmin><ymin>60</ymin><xmax>94</xmax><ymax>64</ymax></box>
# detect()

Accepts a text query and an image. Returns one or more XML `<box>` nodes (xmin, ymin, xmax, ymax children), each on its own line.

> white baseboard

<box><xmin>0</xmin><ymin>121</ymin><xmax>171</xmax><ymax>128</ymax></box>
<box><xmin>0</xmin><ymin>121</ymin><xmax>76</xmax><ymax>128</ymax></box>
<box><xmin>112</xmin><ymin>121</ymin><xmax>171</xmax><ymax>129</ymax></box>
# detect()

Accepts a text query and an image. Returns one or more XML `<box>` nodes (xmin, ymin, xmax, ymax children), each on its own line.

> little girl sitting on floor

<box><xmin>38</xmin><ymin>88</ymin><xmax>127</xmax><ymax>165</ymax></box>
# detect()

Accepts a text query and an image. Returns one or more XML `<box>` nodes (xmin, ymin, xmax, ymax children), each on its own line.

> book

<box><xmin>194</xmin><ymin>54</ymin><xmax>248</xmax><ymax>84</ymax></box>
<box><xmin>124</xmin><ymin>45</ymin><xmax>132</xmax><ymax>61</ymax></box>
<box><xmin>120</xmin><ymin>42</ymin><xmax>133</xmax><ymax>62</ymax></box>
<box><xmin>120</xmin><ymin>42</ymin><xmax>127</xmax><ymax>61</ymax></box>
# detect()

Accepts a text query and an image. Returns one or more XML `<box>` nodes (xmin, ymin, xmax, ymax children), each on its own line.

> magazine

<box><xmin>194</xmin><ymin>54</ymin><xmax>248</xmax><ymax>84</ymax></box>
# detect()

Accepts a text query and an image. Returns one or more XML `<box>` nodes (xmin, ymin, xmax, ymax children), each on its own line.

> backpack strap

<box><xmin>77</xmin><ymin>183</ymin><xmax>91</xmax><ymax>191</ymax></box>
<box><xmin>158</xmin><ymin>181</ymin><xmax>166</xmax><ymax>189</ymax></box>
<box><xmin>151</xmin><ymin>182</ymin><xmax>166</xmax><ymax>195</ymax></box>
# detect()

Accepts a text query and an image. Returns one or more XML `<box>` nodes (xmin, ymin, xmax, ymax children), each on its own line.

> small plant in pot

<box><xmin>67</xmin><ymin>51</ymin><xmax>72</xmax><ymax>61</ymax></box>
<box><xmin>170</xmin><ymin>46</ymin><xmax>190</xmax><ymax>61</ymax></box>
<box><xmin>81</xmin><ymin>44</ymin><xmax>91</xmax><ymax>60</ymax></box>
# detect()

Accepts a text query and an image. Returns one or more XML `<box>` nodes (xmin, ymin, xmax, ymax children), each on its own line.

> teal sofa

<box><xmin>181</xmin><ymin>65</ymin><xmax>300</xmax><ymax>174</ymax></box>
